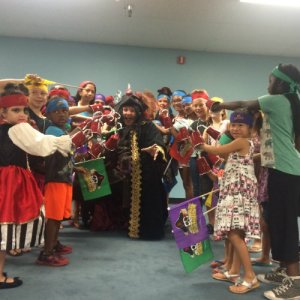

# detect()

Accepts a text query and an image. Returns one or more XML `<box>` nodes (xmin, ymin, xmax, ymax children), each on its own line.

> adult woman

<box><xmin>212</xmin><ymin>64</ymin><xmax>300</xmax><ymax>300</ymax></box>
<box><xmin>91</xmin><ymin>94</ymin><xmax>168</xmax><ymax>240</ymax></box>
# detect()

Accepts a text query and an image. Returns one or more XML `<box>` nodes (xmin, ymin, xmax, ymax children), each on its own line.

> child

<box><xmin>0</xmin><ymin>85</ymin><xmax>72</xmax><ymax>287</ymax></box>
<box><xmin>74</xmin><ymin>80</ymin><xmax>97</xmax><ymax>117</ymax></box>
<box><xmin>170</xmin><ymin>90</ymin><xmax>194</xmax><ymax>200</ymax></box>
<box><xmin>36</xmin><ymin>97</ymin><xmax>74</xmax><ymax>267</ymax></box>
<box><xmin>189</xmin><ymin>90</ymin><xmax>210</xmax><ymax>200</ymax></box>
<box><xmin>199</xmin><ymin>109</ymin><xmax>260</xmax><ymax>294</ymax></box>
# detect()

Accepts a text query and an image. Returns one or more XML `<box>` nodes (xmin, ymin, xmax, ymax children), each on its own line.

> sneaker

<box><xmin>257</xmin><ymin>267</ymin><xmax>287</xmax><ymax>284</ymax></box>
<box><xmin>264</xmin><ymin>277</ymin><xmax>300</xmax><ymax>300</ymax></box>
<box><xmin>54</xmin><ymin>241</ymin><xmax>72</xmax><ymax>255</ymax></box>
<box><xmin>36</xmin><ymin>252</ymin><xmax>69</xmax><ymax>267</ymax></box>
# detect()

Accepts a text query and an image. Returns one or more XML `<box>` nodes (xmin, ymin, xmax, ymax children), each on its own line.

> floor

<box><xmin>1</xmin><ymin>220</ymin><xmax>278</xmax><ymax>300</ymax></box>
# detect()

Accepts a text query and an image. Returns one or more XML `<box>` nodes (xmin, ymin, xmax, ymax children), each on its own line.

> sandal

<box><xmin>212</xmin><ymin>265</ymin><xmax>228</xmax><ymax>274</ymax></box>
<box><xmin>251</xmin><ymin>258</ymin><xmax>272</xmax><ymax>267</ymax></box>
<box><xmin>210</xmin><ymin>260</ymin><xmax>225</xmax><ymax>268</ymax></box>
<box><xmin>0</xmin><ymin>276</ymin><xmax>23</xmax><ymax>289</ymax></box>
<box><xmin>21</xmin><ymin>248</ymin><xmax>31</xmax><ymax>254</ymax></box>
<box><xmin>248</xmin><ymin>245</ymin><xmax>262</xmax><ymax>253</ymax></box>
<box><xmin>212</xmin><ymin>271</ymin><xmax>240</xmax><ymax>283</ymax></box>
<box><xmin>7</xmin><ymin>249</ymin><xmax>23</xmax><ymax>257</ymax></box>
<box><xmin>229</xmin><ymin>277</ymin><xmax>260</xmax><ymax>294</ymax></box>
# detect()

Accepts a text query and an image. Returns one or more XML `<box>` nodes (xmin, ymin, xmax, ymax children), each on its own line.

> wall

<box><xmin>1</xmin><ymin>36</ymin><xmax>300</xmax><ymax>198</ymax></box>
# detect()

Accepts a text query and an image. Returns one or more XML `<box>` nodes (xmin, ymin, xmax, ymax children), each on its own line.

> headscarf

<box><xmin>0</xmin><ymin>94</ymin><xmax>28</xmax><ymax>108</ymax></box>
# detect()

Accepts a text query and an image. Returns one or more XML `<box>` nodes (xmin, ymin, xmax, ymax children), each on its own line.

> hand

<box><xmin>206</xmin><ymin>99</ymin><xmax>221</xmax><ymax>112</ymax></box>
<box><xmin>74</xmin><ymin>166</ymin><xmax>89</xmax><ymax>174</ymax></box>
<box><xmin>141</xmin><ymin>144</ymin><xmax>160</xmax><ymax>160</ymax></box>
<box><xmin>159</xmin><ymin>109</ymin><xmax>168</xmax><ymax>117</ymax></box>
<box><xmin>89</xmin><ymin>103</ymin><xmax>104</xmax><ymax>113</ymax></box>
<box><xmin>77</xmin><ymin>118</ymin><xmax>92</xmax><ymax>130</ymax></box>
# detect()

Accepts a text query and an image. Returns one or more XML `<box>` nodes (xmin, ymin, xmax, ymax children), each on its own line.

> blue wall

<box><xmin>1</xmin><ymin>36</ymin><xmax>300</xmax><ymax>198</ymax></box>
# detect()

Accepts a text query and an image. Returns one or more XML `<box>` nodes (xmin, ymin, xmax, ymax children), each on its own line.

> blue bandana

<box><xmin>46</xmin><ymin>97</ymin><xmax>69</xmax><ymax>113</ymax></box>
<box><xmin>182</xmin><ymin>95</ymin><xmax>192</xmax><ymax>104</ymax></box>
<box><xmin>230</xmin><ymin>111</ymin><xmax>253</xmax><ymax>126</ymax></box>
<box><xmin>172</xmin><ymin>90</ymin><xmax>186</xmax><ymax>98</ymax></box>
<box><xmin>157</xmin><ymin>94</ymin><xmax>171</xmax><ymax>102</ymax></box>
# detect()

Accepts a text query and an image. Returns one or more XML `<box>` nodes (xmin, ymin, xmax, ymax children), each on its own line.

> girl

<box><xmin>170</xmin><ymin>90</ymin><xmax>194</xmax><ymax>200</ymax></box>
<box><xmin>200</xmin><ymin>109</ymin><xmax>260</xmax><ymax>294</ymax></box>
<box><xmin>72</xmin><ymin>81</ymin><xmax>96</xmax><ymax>227</ymax></box>
<box><xmin>189</xmin><ymin>90</ymin><xmax>210</xmax><ymax>199</ymax></box>
<box><xmin>0</xmin><ymin>84</ymin><xmax>72</xmax><ymax>287</ymax></box>
<box><xmin>202</xmin><ymin>97</ymin><xmax>229</xmax><ymax>228</ymax></box>
<box><xmin>74</xmin><ymin>81</ymin><xmax>96</xmax><ymax>117</ymax></box>
<box><xmin>212</xmin><ymin>64</ymin><xmax>300</xmax><ymax>300</ymax></box>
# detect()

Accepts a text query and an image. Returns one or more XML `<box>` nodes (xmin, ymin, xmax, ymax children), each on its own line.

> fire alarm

<box><xmin>177</xmin><ymin>56</ymin><xmax>186</xmax><ymax>64</ymax></box>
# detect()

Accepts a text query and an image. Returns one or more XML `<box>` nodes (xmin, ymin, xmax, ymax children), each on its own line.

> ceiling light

<box><xmin>240</xmin><ymin>0</ymin><xmax>300</xmax><ymax>7</ymax></box>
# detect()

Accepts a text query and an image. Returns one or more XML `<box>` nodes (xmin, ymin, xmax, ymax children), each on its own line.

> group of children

<box><xmin>0</xmin><ymin>64</ymin><xmax>300</xmax><ymax>300</ymax></box>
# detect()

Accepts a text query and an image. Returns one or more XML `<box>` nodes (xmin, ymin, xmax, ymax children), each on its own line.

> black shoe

<box><xmin>0</xmin><ymin>277</ymin><xmax>23</xmax><ymax>289</ymax></box>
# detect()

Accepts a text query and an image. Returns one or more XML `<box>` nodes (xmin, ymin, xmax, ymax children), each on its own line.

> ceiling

<box><xmin>1</xmin><ymin>0</ymin><xmax>300</xmax><ymax>57</ymax></box>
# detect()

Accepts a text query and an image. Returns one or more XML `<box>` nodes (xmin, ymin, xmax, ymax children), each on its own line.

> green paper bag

<box><xmin>75</xmin><ymin>158</ymin><xmax>111</xmax><ymax>201</ymax></box>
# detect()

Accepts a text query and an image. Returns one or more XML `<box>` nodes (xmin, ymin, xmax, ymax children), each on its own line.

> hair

<box><xmin>1</xmin><ymin>83</ymin><xmax>25</xmax><ymax>97</ymax></box>
<box><xmin>140</xmin><ymin>90</ymin><xmax>158</xmax><ymax>120</ymax></box>
<box><xmin>118</xmin><ymin>94</ymin><xmax>147</xmax><ymax>125</ymax></box>
<box><xmin>191</xmin><ymin>88</ymin><xmax>209</xmax><ymax>95</ymax></box>
<box><xmin>157</xmin><ymin>86</ymin><xmax>172</xmax><ymax>97</ymax></box>
<box><xmin>74</xmin><ymin>81</ymin><xmax>96</xmax><ymax>104</ymax></box>
<box><xmin>272</xmin><ymin>64</ymin><xmax>300</xmax><ymax>137</ymax></box>
<box><xmin>0</xmin><ymin>84</ymin><xmax>28</xmax><ymax>116</ymax></box>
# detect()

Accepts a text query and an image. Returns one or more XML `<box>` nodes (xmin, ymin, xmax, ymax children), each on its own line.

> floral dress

<box><xmin>214</xmin><ymin>140</ymin><xmax>260</xmax><ymax>239</ymax></box>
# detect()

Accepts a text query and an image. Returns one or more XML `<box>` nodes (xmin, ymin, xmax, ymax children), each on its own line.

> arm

<box><xmin>203</xmin><ymin>128</ymin><xmax>209</xmax><ymax>143</ymax></box>
<box><xmin>253</xmin><ymin>153</ymin><xmax>261</xmax><ymax>163</ymax></box>
<box><xmin>200</xmin><ymin>138</ymin><xmax>249</xmax><ymax>156</ymax></box>
<box><xmin>69</xmin><ymin>106</ymin><xmax>91</xmax><ymax>115</ymax></box>
<box><xmin>207</xmin><ymin>170</ymin><xmax>218</xmax><ymax>182</ymax></box>
<box><xmin>295</xmin><ymin>136</ymin><xmax>300</xmax><ymax>153</ymax></box>
<box><xmin>0</xmin><ymin>79</ymin><xmax>24</xmax><ymax>93</ymax></box>
<box><xmin>8</xmin><ymin>123</ymin><xmax>72</xmax><ymax>157</ymax></box>
<box><xmin>153</xmin><ymin>122</ymin><xmax>171</xmax><ymax>135</ymax></box>
<box><xmin>215</xmin><ymin>100</ymin><xmax>260</xmax><ymax>112</ymax></box>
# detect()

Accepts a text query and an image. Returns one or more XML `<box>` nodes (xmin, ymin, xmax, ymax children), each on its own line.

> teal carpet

<box><xmin>1</xmin><ymin>222</ymin><xmax>275</xmax><ymax>300</ymax></box>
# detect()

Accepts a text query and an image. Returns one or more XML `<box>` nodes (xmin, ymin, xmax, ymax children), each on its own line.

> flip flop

<box><xmin>248</xmin><ymin>246</ymin><xmax>262</xmax><ymax>253</ymax></box>
<box><xmin>210</xmin><ymin>260</ymin><xmax>225</xmax><ymax>268</ymax></box>
<box><xmin>7</xmin><ymin>249</ymin><xmax>23</xmax><ymax>257</ymax></box>
<box><xmin>251</xmin><ymin>259</ymin><xmax>272</xmax><ymax>267</ymax></box>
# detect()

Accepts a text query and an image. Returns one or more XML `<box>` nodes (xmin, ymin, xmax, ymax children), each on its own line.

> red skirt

<box><xmin>0</xmin><ymin>166</ymin><xmax>43</xmax><ymax>224</ymax></box>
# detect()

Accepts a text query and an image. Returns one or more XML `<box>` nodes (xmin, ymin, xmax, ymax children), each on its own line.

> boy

<box><xmin>36</xmin><ymin>97</ymin><xmax>73</xmax><ymax>267</ymax></box>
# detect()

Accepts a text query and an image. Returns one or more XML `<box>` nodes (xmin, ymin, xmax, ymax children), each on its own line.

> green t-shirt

<box><xmin>258</xmin><ymin>94</ymin><xmax>300</xmax><ymax>175</ymax></box>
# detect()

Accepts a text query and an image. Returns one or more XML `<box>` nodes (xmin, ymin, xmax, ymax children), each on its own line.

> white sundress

<box><xmin>214</xmin><ymin>140</ymin><xmax>260</xmax><ymax>239</ymax></box>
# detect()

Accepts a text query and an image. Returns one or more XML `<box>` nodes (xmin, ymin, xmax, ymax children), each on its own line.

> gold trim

<box><xmin>155</xmin><ymin>145</ymin><xmax>166</xmax><ymax>162</ymax></box>
<box><xmin>128</xmin><ymin>130</ymin><xmax>142</xmax><ymax>238</ymax></box>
